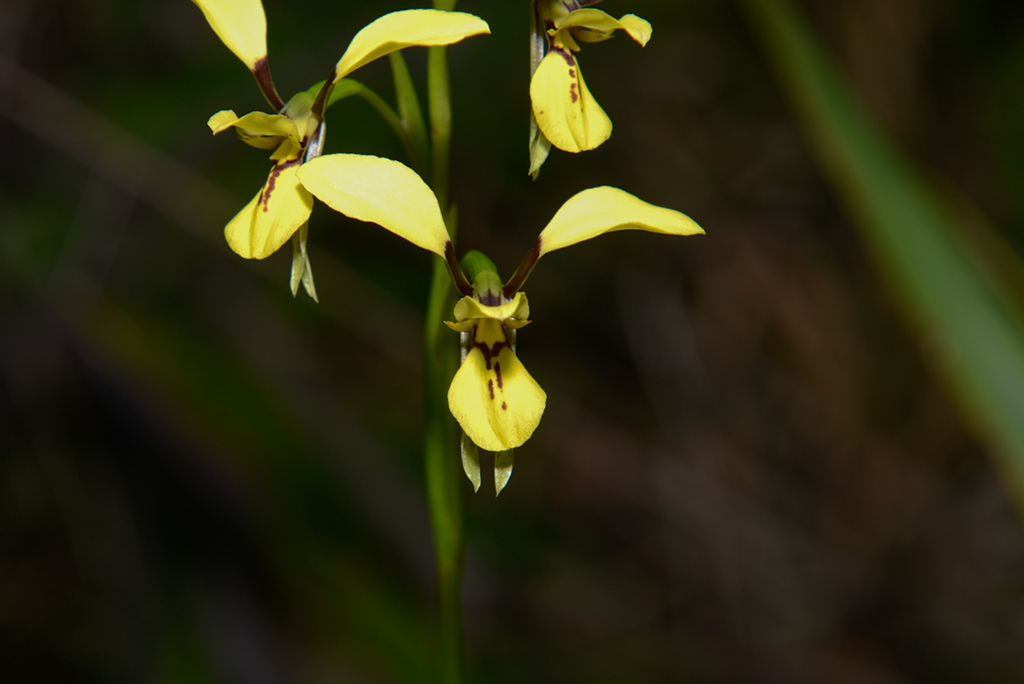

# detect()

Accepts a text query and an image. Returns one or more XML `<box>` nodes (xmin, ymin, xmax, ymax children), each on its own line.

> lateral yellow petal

<box><xmin>452</xmin><ymin>293</ymin><xmax>530</xmax><ymax>323</ymax></box>
<box><xmin>556</xmin><ymin>9</ymin><xmax>652</xmax><ymax>46</ymax></box>
<box><xmin>333</xmin><ymin>10</ymin><xmax>490</xmax><ymax>82</ymax></box>
<box><xmin>191</xmin><ymin>0</ymin><xmax>268</xmax><ymax>70</ymax></box>
<box><xmin>297</xmin><ymin>154</ymin><xmax>449</xmax><ymax>257</ymax></box>
<box><xmin>225</xmin><ymin>160</ymin><xmax>313</xmax><ymax>259</ymax></box>
<box><xmin>537</xmin><ymin>186</ymin><xmax>704</xmax><ymax>256</ymax></box>
<box><xmin>209</xmin><ymin>110</ymin><xmax>299</xmax><ymax>149</ymax></box>
<box><xmin>530</xmin><ymin>50</ymin><xmax>611</xmax><ymax>153</ymax></box>
<box><xmin>448</xmin><ymin>346</ymin><xmax>546</xmax><ymax>452</ymax></box>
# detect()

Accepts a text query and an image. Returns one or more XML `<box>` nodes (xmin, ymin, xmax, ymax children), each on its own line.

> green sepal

<box><xmin>460</xmin><ymin>431</ymin><xmax>482</xmax><ymax>492</ymax></box>
<box><xmin>290</xmin><ymin>223</ymin><xmax>319</xmax><ymax>302</ymax></box>
<box><xmin>494</xmin><ymin>450</ymin><xmax>514</xmax><ymax>496</ymax></box>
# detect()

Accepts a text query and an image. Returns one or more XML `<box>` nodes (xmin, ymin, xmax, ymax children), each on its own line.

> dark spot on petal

<box><xmin>488</xmin><ymin>379</ymin><xmax>494</xmax><ymax>400</ymax></box>
<box><xmin>569</xmin><ymin>83</ymin><xmax>578</xmax><ymax>103</ymax></box>
<box><xmin>494</xmin><ymin>362</ymin><xmax>503</xmax><ymax>390</ymax></box>
<box><xmin>502</xmin><ymin>402</ymin><xmax>507</xmax><ymax>411</ymax></box>
<box><xmin>569</xmin><ymin>69</ymin><xmax>576</xmax><ymax>78</ymax></box>
<box><xmin>555</xmin><ymin>47</ymin><xmax>576</xmax><ymax>67</ymax></box>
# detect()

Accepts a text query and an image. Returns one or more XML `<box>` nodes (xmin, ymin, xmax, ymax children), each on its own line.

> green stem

<box><xmin>424</xmin><ymin>1</ymin><xmax>463</xmax><ymax>681</ymax></box>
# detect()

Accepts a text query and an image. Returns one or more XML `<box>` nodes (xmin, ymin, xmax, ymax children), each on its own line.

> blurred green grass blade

<box><xmin>389</xmin><ymin>51</ymin><xmax>430</xmax><ymax>174</ymax></box>
<box><xmin>744</xmin><ymin>0</ymin><xmax>1024</xmax><ymax>506</ymax></box>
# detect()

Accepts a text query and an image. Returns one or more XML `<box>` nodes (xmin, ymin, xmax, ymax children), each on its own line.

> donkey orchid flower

<box><xmin>295</xmin><ymin>153</ymin><xmax>703</xmax><ymax>493</ymax></box>
<box><xmin>192</xmin><ymin>0</ymin><xmax>489</xmax><ymax>267</ymax></box>
<box><xmin>529</xmin><ymin>0</ymin><xmax>652</xmax><ymax>177</ymax></box>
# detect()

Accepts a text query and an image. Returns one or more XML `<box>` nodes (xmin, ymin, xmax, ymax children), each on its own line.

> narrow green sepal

<box><xmin>460</xmin><ymin>431</ymin><xmax>482</xmax><ymax>492</ymax></box>
<box><xmin>290</xmin><ymin>223</ymin><xmax>319</xmax><ymax>302</ymax></box>
<box><xmin>494</xmin><ymin>450</ymin><xmax>514</xmax><ymax>496</ymax></box>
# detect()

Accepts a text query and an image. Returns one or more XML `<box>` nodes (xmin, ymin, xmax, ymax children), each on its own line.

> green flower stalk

<box><xmin>295</xmin><ymin>153</ymin><xmax>704</xmax><ymax>493</ymax></box>
<box><xmin>190</xmin><ymin>0</ymin><xmax>489</xmax><ymax>294</ymax></box>
<box><xmin>529</xmin><ymin>0</ymin><xmax>652</xmax><ymax>177</ymax></box>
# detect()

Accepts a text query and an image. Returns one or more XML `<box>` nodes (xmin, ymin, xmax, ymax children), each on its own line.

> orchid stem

<box><xmin>424</xmin><ymin>1</ymin><xmax>464</xmax><ymax>681</ymax></box>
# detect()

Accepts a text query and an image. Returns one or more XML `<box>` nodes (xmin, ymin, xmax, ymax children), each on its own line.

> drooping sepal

<box><xmin>289</xmin><ymin>222</ymin><xmax>318</xmax><ymax>301</ymax></box>
<box><xmin>494</xmin><ymin>450</ymin><xmax>514</xmax><ymax>496</ymax></box>
<box><xmin>460</xmin><ymin>432</ymin><xmax>482</xmax><ymax>492</ymax></box>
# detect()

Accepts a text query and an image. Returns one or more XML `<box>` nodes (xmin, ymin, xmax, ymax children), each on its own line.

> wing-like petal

<box><xmin>537</xmin><ymin>186</ymin><xmax>704</xmax><ymax>256</ymax></box>
<box><xmin>191</xmin><ymin>0</ymin><xmax>268</xmax><ymax>70</ymax></box>
<box><xmin>448</xmin><ymin>346</ymin><xmax>547</xmax><ymax>452</ymax></box>
<box><xmin>208</xmin><ymin>110</ymin><xmax>298</xmax><ymax>149</ymax></box>
<box><xmin>297</xmin><ymin>154</ymin><xmax>450</xmax><ymax>257</ymax></box>
<box><xmin>225</xmin><ymin>160</ymin><xmax>313</xmax><ymax>259</ymax></box>
<box><xmin>530</xmin><ymin>49</ymin><xmax>611</xmax><ymax>153</ymax></box>
<box><xmin>334</xmin><ymin>10</ymin><xmax>490</xmax><ymax>82</ymax></box>
<box><xmin>556</xmin><ymin>9</ymin><xmax>652</xmax><ymax>46</ymax></box>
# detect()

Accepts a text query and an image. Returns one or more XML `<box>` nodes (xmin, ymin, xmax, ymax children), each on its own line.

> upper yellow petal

<box><xmin>225</xmin><ymin>160</ymin><xmax>313</xmax><ymax>259</ymax></box>
<box><xmin>530</xmin><ymin>49</ymin><xmax>611</xmax><ymax>153</ymax></box>
<box><xmin>191</xmin><ymin>0</ymin><xmax>268</xmax><ymax>70</ymax></box>
<box><xmin>334</xmin><ymin>10</ymin><xmax>490</xmax><ymax>82</ymax></box>
<box><xmin>297</xmin><ymin>154</ymin><xmax>450</xmax><ymax>257</ymax></box>
<box><xmin>448</xmin><ymin>345</ymin><xmax>547</xmax><ymax>452</ymax></box>
<box><xmin>537</xmin><ymin>187</ymin><xmax>704</xmax><ymax>256</ymax></box>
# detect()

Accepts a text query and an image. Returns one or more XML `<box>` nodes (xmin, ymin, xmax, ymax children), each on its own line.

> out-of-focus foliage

<box><xmin>2</xmin><ymin>0</ymin><xmax>1024</xmax><ymax>682</ymax></box>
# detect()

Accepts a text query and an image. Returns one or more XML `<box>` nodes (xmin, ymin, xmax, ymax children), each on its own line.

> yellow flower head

<box><xmin>529</xmin><ymin>0</ymin><xmax>652</xmax><ymax>177</ymax></box>
<box><xmin>296</xmin><ymin>154</ymin><xmax>704</xmax><ymax>492</ymax></box>
<box><xmin>191</xmin><ymin>1</ymin><xmax>489</xmax><ymax>263</ymax></box>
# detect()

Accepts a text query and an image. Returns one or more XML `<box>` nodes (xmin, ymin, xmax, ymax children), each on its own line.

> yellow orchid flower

<box><xmin>192</xmin><ymin>1</ymin><xmax>490</xmax><ymax>277</ymax></box>
<box><xmin>529</xmin><ymin>0</ymin><xmax>652</xmax><ymax>177</ymax></box>
<box><xmin>296</xmin><ymin>153</ymin><xmax>703</xmax><ymax>493</ymax></box>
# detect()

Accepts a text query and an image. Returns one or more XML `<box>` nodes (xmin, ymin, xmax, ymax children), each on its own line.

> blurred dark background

<box><xmin>3</xmin><ymin>0</ymin><xmax>1024</xmax><ymax>682</ymax></box>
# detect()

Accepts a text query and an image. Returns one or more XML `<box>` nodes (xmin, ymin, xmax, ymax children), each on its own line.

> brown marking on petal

<box><xmin>259</xmin><ymin>158</ymin><xmax>301</xmax><ymax>212</ymax></box>
<box><xmin>555</xmin><ymin>47</ymin><xmax>576</xmax><ymax>67</ymax></box>
<box><xmin>569</xmin><ymin>82</ymin><xmax>578</xmax><ymax>103</ymax></box>
<box><xmin>502</xmin><ymin>402</ymin><xmax>507</xmax><ymax>411</ymax></box>
<box><xmin>494</xmin><ymin>362</ymin><xmax>503</xmax><ymax>390</ymax></box>
<box><xmin>488</xmin><ymin>379</ymin><xmax>494</xmax><ymax>400</ymax></box>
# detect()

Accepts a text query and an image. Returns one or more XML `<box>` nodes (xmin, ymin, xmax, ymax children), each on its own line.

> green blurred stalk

<box><xmin>743</xmin><ymin>0</ymin><xmax>1024</xmax><ymax>510</ymax></box>
<box><xmin>425</xmin><ymin>1</ymin><xmax>464</xmax><ymax>682</ymax></box>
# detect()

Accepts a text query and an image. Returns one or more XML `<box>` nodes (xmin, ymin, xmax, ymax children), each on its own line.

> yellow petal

<box><xmin>530</xmin><ymin>50</ymin><xmax>611</xmax><ymax>153</ymax></box>
<box><xmin>537</xmin><ymin>186</ymin><xmax>704</xmax><ymax>256</ymax></box>
<box><xmin>448</xmin><ymin>345</ymin><xmax>547</xmax><ymax>452</ymax></box>
<box><xmin>225</xmin><ymin>160</ymin><xmax>313</xmax><ymax>259</ymax></box>
<box><xmin>452</xmin><ymin>293</ymin><xmax>530</xmax><ymax>323</ymax></box>
<box><xmin>209</xmin><ymin>110</ymin><xmax>299</xmax><ymax>149</ymax></box>
<box><xmin>297</xmin><ymin>154</ymin><xmax>450</xmax><ymax>257</ymax></box>
<box><xmin>556</xmin><ymin>9</ymin><xmax>652</xmax><ymax>46</ymax></box>
<box><xmin>333</xmin><ymin>10</ymin><xmax>490</xmax><ymax>82</ymax></box>
<box><xmin>191</xmin><ymin>0</ymin><xmax>268</xmax><ymax>70</ymax></box>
